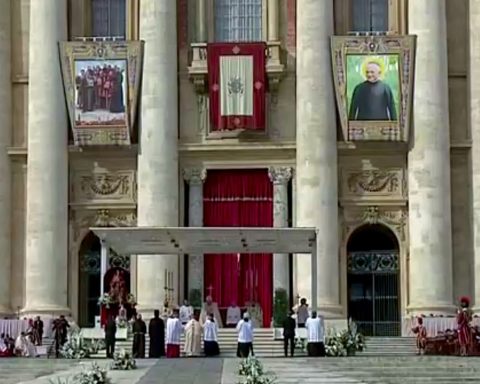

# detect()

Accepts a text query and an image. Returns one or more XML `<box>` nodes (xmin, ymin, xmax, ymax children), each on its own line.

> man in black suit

<box><xmin>105</xmin><ymin>316</ymin><xmax>117</xmax><ymax>358</ymax></box>
<box><xmin>283</xmin><ymin>310</ymin><xmax>296</xmax><ymax>357</ymax></box>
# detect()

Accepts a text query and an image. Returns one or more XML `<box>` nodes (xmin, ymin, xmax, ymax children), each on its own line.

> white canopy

<box><xmin>90</xmin><ymin>227</ymin><xmax>317</xmax><ymax>255</ymax></box>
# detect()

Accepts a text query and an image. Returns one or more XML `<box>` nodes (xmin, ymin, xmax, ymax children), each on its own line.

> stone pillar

<box><xmin>267</xmin><ymin>0</ymin><xmax>279</xmax><ymax>41</ymax></box>
<box><xmin>407</xmin><ymin>0</ymin><xmax>454</xmax><ymax>313</ymax></box>
<box><xmin>0</xmin><ymin>0</ymin><xmax>10</xmax><ymax>315</ymax></box>
<box><xmin>196</xmin><ymin>0</ymin><xmax>207</xmax><ymax>42</ymax></box>
<box><xmin>296</xmin><ymin>0</ymin><xmax>341</xmax><ymax>317</ymax></box>
<box><xmin>268</xmin><ymin>167</ymin><xmax>292</xmax><ymax>295</ymax></box>
<box><xmin>137</xmin><ymin>0</ymin><xmax>179</xmax><ymax>314</ymax></box>
<box><xmin>23</xmin><ymin>0</ymin><xmax>69</xmax><ymax>315</ymax></box>
<box><xmin>469</xmin><ymin>0</ymin><xmax>480</xmax><ymax>311</ymax></box>
<box><xmin>183</xmin><ymin>168</ymin><xmax>206</xmax><ymax>296</ymax></box>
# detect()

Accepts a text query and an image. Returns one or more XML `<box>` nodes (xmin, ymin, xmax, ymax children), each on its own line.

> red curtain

<box><xmin>203</xmin><ymin>169</ymin><xmax>273</xmax><ymax>326</ymax></box>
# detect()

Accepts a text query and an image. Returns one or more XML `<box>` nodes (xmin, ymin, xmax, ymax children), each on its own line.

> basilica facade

<box><xmin>0</xmin><ymin>0</ymin><xmax>476</xmax><ymax>336</ymax></box>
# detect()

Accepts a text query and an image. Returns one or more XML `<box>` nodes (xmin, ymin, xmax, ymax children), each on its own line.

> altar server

<box><xmin>179</xmin><ymin>300</ymin><xmax>194</xmax><ymax>325</ymax></box>
<box><xmin>166</xmin><ymin>309</ymin><xmax>183</xmax><ymax>358</ymax></box>
<box><xmin>226</xmin><ymin>302</ymin><xmax>241</xmax><ymax>327</ymax></box>
<box><xmin>305</xmin><ymin>311</ymin><xmax>325</xmax><ymax>357</ymax></box>
<box><xmin>236</xmin><ymin>312</ymin><xmax>254</xmax><ymax>358</ymax></box>
<box><xmin>203</xmin><ymin>314</ymin><xmax>220</xmax><ymax>356</ymax></box>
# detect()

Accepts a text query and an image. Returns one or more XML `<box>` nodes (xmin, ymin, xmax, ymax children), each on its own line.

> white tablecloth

<box><xmin>0</xmin><ymin>319</ymin><xmax>54</xmax><ymax>338</ymax></box>
<box><xmin>403</xmin><ymin>317</ymin><xmax>480</xmax><ymax>337</ymax></box>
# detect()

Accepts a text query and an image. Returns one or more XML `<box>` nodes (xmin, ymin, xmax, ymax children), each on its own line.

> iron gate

<box><xmin>347</xmin><ymin>251</ymin><xmax>400</xmax><ymax>336</ymax></box>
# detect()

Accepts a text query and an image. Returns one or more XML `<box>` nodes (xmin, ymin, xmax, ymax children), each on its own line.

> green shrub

<box><xmin>273</xmin><ymin>288</ymin><xmax>288</xmax><ymax>327</ymax></box>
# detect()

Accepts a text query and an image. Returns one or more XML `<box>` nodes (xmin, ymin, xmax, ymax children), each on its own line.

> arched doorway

<box><xmin>78</xmin><ymin>232</ymin><xmax>101</xmax><ymax>327</ymax></box>
<box><xmin>347</xmin><ymin>224</ymin><xmax>400</xmax><ymax>336</ymax></box>
<box><xmin>78</xmin><ymin>231</ymin><xmax>131</xmax><ymax>327</ymax></box>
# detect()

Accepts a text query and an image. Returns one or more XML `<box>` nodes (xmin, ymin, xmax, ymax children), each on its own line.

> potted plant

<box><xmin>188</xmin><ymin>288</ymin><xmax>202</xmax><ymax>309</ymax></box>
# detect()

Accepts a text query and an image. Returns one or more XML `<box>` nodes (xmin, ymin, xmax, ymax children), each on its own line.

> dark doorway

<box><xmin>78</xmin><ymin>232</ymin><xmax>101</xmax><ymax>327</ymax></box>
<box><xmin>347</xmin><ymin>224</ymin><xmax>400</xmax><ymax>336</ymax></box>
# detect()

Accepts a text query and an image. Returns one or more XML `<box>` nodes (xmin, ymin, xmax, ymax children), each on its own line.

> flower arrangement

<box><xmin>324</xmin><ymin>319</ymin><xmax>365</xmax><ymax>357</ymax></box>
<box><xmin>60</xmin><ymin>331</ymin><xmax>92</xmax><ymax>359</ymax></box>
<box><xmin>126</xmin><ymin>293</ymin><xmax>136</xmax><ymax>306</ymax></box>
<box><xmin>97</xmin><ymin>293</ymin><xmax>115</xmax><ymax>307</ymax></box>
<box><xmin>74</xmin><ymin>363</ymin><xmax>111</xmax><ymax>384</ymax></box>
<box><xmin>116</xmin><ymin>317</ymin><xmax>128</xmax><ymax>329</ymax></box>
<box><xmin>110</xmin><ymin>349</ymin><xmax>137</xmax><ymax>370</ymax></box>
<box><xmin>238</xmin><ymin>356</ymin><xmax>276</xmax><ymax>384</ymax></box>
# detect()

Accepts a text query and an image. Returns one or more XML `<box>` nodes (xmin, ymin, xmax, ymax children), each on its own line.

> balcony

<box><xmin>188</xmin><ymin>41</ymin><xmax>285</xmax><ymax>94</ymax></box>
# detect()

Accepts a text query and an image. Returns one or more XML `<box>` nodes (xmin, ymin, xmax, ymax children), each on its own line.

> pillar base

<box><xmin>407</xmin><ymin>304</ymin><xmax>456</xmax><ymax>316</ymax></box>
<box><xmin>316</xmin><ymin>304</ymin><xmax>344</xmax><ymax>319</ymax></box>
<box><xmin>21</xmin><ymin>305</ymin><xmax>71</xmax><ymax>318</ymax></box>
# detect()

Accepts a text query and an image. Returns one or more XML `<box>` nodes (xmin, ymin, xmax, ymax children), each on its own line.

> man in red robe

<box><xmin>457</xmin><ymin>296</ymin><xmax>473</xmax><ymax>356</ymax></box>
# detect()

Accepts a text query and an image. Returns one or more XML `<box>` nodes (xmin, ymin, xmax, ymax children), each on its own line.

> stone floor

<box><xmin>2</xmin><ymin>356</ymin><xmax>480</xmax><ymax>384</ymax></box>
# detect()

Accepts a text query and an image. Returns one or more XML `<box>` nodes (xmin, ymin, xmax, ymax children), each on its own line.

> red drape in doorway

<box><xmin>203</xmin><ymin>169</ymin><xmax>273</xmax><ymax>327</ymax></box>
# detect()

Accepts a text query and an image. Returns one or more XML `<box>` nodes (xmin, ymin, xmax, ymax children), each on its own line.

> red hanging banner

<box><xmin>208</xmin><ymin>43</ymin><xmax>267</xmax><ymax>131</ymax></box>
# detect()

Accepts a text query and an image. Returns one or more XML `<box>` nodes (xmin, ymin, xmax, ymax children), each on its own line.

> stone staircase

<box><xmin>358</xmin><ymin>337</ymin><xmax>416</xmax><ymax>356</ymax></box>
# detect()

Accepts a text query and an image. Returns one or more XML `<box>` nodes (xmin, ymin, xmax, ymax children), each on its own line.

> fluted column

<box><xmin>137</xmin><ymin>0</ymin><xmax>178</xmax><ymax>314</ymax></box>
<box><xmin>469</xmin><ymin>0</ymin><xmax>480</xmax><ymax>312</ymax></box>
<box><xmin>196</xmin><ymin>0</ymin><xmax>207</xmax><ymax>42</ymax></box>
<box><xmin>183</xmin><ymin>168</ymin><xmax>206</xmax><ymax>295</ymax></box>
<box><xmin>407</xmin><ymin>0</ymin><xmax>454</xmax><ymax>313</ymax></box>
<box><xmin>267</xmin><ymin>0</ymin><xmax>279</xmax><ymax>41</ymax></box>
<box><xmin>0</xmin><ymin>0</ymin><xmax>11</xmax><ymax>315</ymax></box>
<box><xmin>296</xmin><ymin>0</ymin><xmax>341</xmax><ymax>317</ymax></box>
<box><xmin>23</xmin><ymin>0</ymin><xmax>69</xmax><ymax>315</ymax></box>
<box><xmin>268</xmin><ymin>167</ymin><xmax>292</xmax><ymax>294</ymax></box>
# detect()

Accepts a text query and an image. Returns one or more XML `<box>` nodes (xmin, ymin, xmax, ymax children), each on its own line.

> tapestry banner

<box><xmin>208</xmin><ymin>43</ymin><xmax>266</xmax><ymax>132</ymax></box>
<box><xmin>331</xmin><ymin>35</ymin><xmax>416</xmax><ymax>142</ymax></box>
<box><xmin>59</xmin><ymin>41</ymin><xmax>144</xmax><ymax>146</ymax></box>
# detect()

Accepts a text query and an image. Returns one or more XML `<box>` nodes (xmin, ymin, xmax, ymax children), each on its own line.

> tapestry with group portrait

<box><xmin>331</xmin><ymin>35</ymin><xmax>416</xmax><ymax>142</ymax></box>
<box><xmin>59</xmin><ymin>40</ymin><xmax>144</xmax><ymax>146</ymax></box>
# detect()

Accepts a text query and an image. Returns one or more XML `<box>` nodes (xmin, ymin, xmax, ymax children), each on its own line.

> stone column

<box><xmin>268</xmin><ymin>167</ymin><xmax>292</xmax><ymax>295</ymax></box>
<box><xmin>0</xmin><ymin>0</ymin><xmax>11</xmax><ymax>315</ymax></box>
<box><xmin>469</xmin><ymin>0</ymin><xmax>480</xmax><ymax>312</ymax></box>
<box><xmin>137</xmin><ymin>0</ymin><xmax>179</xmax><ymax>314</ymax></box>
<box><xmin>183</xmin><ymin>168</ymin><xmax>206</xmax><ymax>296</ymax></box>
<box><xmin>196</xmin><ymin>0</ymin><xmax>207</xmax><ymax>42</ymax></box>
<box><xmin>267</xmin><ymin>0</ymin><xmax>279</xmax><ymax>41</ymax></box>
<box><xmin>23</xmin><ymin>0</ymin><xmax>69</xmax><ymax>315</ymax></box>
<box><xmin>296</xmin><ymin>0</ymin><xmax>341</xmax><ymax>317</ymax></box>
<box><xmin>407</xmin><ymin>0</ymin><xmax>454</xmax><ymax>313</ymax></box>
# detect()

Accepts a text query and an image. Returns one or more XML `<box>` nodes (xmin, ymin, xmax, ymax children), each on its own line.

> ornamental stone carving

<box><xmin>73</xmin><ymin>171</ymin><xmax>136</xmax><ymax>203</ymax></box>
<box><xmin>72</xmin><ymin>209</ymin><xmax>137</xmax><ymax>241</ymax></box>
<box><xmin>183</xmin><ymin>167</ymin><xmax>206</xmax><ymax>186</ymax></box>
<box><xmin>268</xmin><ymin>167</ymin><xmax>293</xmax><ymax>185</ymax></box>
<box><xmin>343</xmin><ymin>206</ymin><xmax>407</xmax><ymax>242</ymax></box>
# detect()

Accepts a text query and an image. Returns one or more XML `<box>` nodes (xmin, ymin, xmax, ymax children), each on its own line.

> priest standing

<box><xmin>148</xmin><ymin>310</ymin><xmax>165</xmax><ymax>358</ymax></box>
<box><xmin>305</xmin><ymin>311</ymin><xmax>325</xmax><ymax>357</ymax></box>
<box><xmin>132</xmin><ymin>314</ymin><xmax>147</xmax><ymax>358</ymax></box>
<box><xmin>184</xmin><ymin>313</ymin><xmax>202</xmax><ymax>357</ymax></box>
<box><xmin>166</xmin><ymin>309</ymin><xmax>184</xmax><ymax>358</ymax></box>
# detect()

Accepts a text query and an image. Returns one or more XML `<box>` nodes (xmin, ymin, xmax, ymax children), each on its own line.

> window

<box><xmin>214</xmin><ymin>0</ymin><xmax>263</xmax><ymax>42</ymax></box>
<box><xmin>91</xmin><ymin>0</ymin><xmax>127</xmax><ymax>38</ymax></box>
<box><xmin>351</xmin><ymin>0</ymin><xmax>389</xmax><ymax>32</ymax></box>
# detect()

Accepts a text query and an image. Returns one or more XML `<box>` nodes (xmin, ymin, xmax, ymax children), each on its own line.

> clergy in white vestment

<box><xmin>200</xmin><ymin>296</ymin><xmax>223</xmax><ymax>328</ymax></box>
<box><xmin>236</xmin><ymin>312</ymin><xmax>254</xmax><ymax>358</ymax></box>
<box><xmin>305</xmin><ymin>311</ymin><xmax>325</xmax><ymax>357</ymax></box>
<box><xmin>15</xmin><ymin>333</ymin><xmax>28</xmax><ymax>357</ymax></box>
<box><xmin>226</xmin><ymin>302</ymin><xmax>241</xmax><ymax>327</ymax></box>
<box><xmin>203</xmin><ymin>314</ymin><xmax>220</xmax><ymax>356</ymax></box>
<box><xmin>165</xmin><ymin>310</ymin><xmax>184</xmax><ymax>358</ymax></box>
<box><xmin>179</xmin><ymin>300</ymin><xmax>194</xmax><ymax>325</ymax></box>
<box><xmin>184</xmin><ymin>314</ymin><xmax>202</xmax><ymax>357</ymax></box>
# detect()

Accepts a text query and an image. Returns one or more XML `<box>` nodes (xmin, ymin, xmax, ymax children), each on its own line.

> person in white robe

<box><xmin>236</xmin><ymin>312</ymin><xmax>254</xmax><ymax>358</ymax></box>
<box><xmin>25</xmin><ymin>334</ymin><xmax>39</xmax><ymax>357</ymax></box>
<box><xmin>179</xmin><ymin>300</ymin><xmax>194</xmax><ymax>325</ymax></box>
<box><xmin>15</xmin><ymin>333</ymin><xmax>28</xmax><ymax>357</ymax></box>
<box><xmin>226</xmin><ymin>302</ymin><xmax>241</xmax><ymax>327</ymax></box>
<box><xmin>184</xmin><ymin>314</ymin><xmax>202</xmax><ymax>357</ymax></box>
<box><xmin>200</xmin><ymin>296</ymin><xmax>223</xmax><ymax>328</ymax></box>
<box><xmin>203</xmin><ymin>314</ymin><xmax>220</xmax><ymax>356</ymax></box>
<box><xmin>165</xmin><ymin>309</ymin><xmax>184</xmax><ymax>358</ymax></box>
<box><xmin>305</xmin><ymin>311</ymin><xmax>325</xmax><ymax>357</ymax></box>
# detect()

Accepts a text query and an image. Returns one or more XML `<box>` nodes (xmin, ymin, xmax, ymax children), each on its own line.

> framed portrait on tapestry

<box><xmin>59</xmin><ymin>41</ymin><xmax>144</xmax><ymax>146</ymax></box>
<box><xmin>331</xmin><ymin>36</ymin><xmax>416</xmax><ymax>142</ymax></box>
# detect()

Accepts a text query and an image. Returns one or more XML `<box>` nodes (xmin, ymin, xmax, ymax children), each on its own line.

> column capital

<box><xmin>268</xmin><ymin>166</ymin><xmax>293</xmax><ymax>185</ymax></box>
<box><xmin>183</xmin><ymin>167</ymin><xmax>206</xmax><ymax>185</ymax></box>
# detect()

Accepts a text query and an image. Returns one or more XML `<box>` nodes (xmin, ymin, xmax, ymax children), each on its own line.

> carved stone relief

<box><xmin>341</xmin><ymin>169</ymin><xmax>406</xmax><ymax>200</ymax></box>
<box><xmin>342</xmin><ymin>206</ymin><xmax>407</xmax><ymax>242</ymax></box>
<box><xmin>72</xmin><ymin>171</ymin><xmax>136</xmax><ymax>203</ymax></box>
<box><xmin>71</xmin><ymin>209</ymin><xmax>137</xmax><ymax>242</ymax></box>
